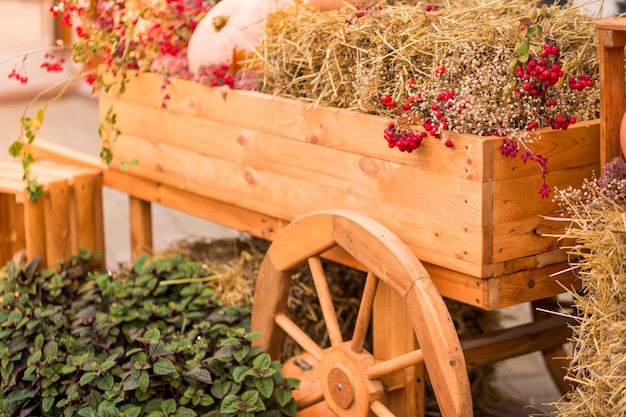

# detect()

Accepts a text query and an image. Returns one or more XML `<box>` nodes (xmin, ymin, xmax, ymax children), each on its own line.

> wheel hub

<box><xmin>320</xmin><ymin>342</ymin><xmax>383</xmax><ymax>417</ymax></box>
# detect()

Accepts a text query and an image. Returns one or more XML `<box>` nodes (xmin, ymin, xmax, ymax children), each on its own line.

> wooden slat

<box><xmin>107</xmin><ymin>139</ymin><xmax>488</xmax><ymax>275</ymax></box>
<box><xmin>107</xmin><ymin>129</ymin><xmax>486</xmax><ymax>227</ymax></box>
<box><xmin>72</xmin><ymin>173</ymin><xmax>105</xmax><ymax>267</ymax></box>
<box><xmin>24</xmin><ymin>190</ymin><xmax>47</xmax><ymax>267</ymax></box>
<box><xmin>373</xmin><ymin>285</ymin><xmax>425</xmax><ymax>416</ymax></box>
<box><xmin>104</xmin><ymin>94</ymin><xmax>490</xmax><ymax>179</ymax></box>
<box><xmin>129</xmin><ymin>196</ymin><xmax>153</xmax><ymax>261</ymax></box>
<box><xmin>596</xmin><ymin>16</ymin><xmax>626</xmax><ymax>47</ymax></box>
<box><xmin>45</xmin><ymin>180</ymin><xmax>72</xmax><ymax>266</ymax></box>
<box><xmin>461</xmin><ymin>315</ymin><xmax>575</xmax><ymax>369</ymax></box>
<box><xmin>0</xmin><ymin>194</ymin><xmax>16</xmax><ymax>264</ymax></box>
<box><xmin>597</xmin><ymin>17</ymin><xmax>626</xmax><ymax>168</ymax></box>
<box><xmin>492</xmin><ymin>120</ymin><xmax>600</xmax><ymax>180</ymax></box>
<box><xmin>497</xmin><ymin>262</ymin><xmax>580</xmax><ymax>309</ymax></box>
<box><xmin>493</xmin><ymin>163</ymin><xmax>600</xmax><ymax>224</ymax></box>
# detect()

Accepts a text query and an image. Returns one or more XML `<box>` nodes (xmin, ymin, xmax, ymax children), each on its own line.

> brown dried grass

<box><xmin>548</xmin><ymin>186</ymin><xmax>626</xmax><ymax>416</ymax></box>
<box><xmin>246</xmin><ymin>0</ymin><xmax>599</xmax><ymax>134</ymax></box>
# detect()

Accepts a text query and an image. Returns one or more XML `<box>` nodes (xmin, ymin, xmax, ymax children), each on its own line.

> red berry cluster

<box><xmin>425</xmin><ymin>4</ymin><xmax>440</xmax><ymax>12</ymax></box>
<box><xmin>568</xmin><ymin>74</ymin><xmax>594</xmax><ymax>91</ymax></box>
<box><xmin>514</xmin><ymin>44</ymin><xmax>563</xmax><ymax>99</ymax></box>
<box><xmin>197</xmin><ymin>64</ymin><xmax>234</xmax><ymax>88</ymax></box>
<box><xmin>380</xmin><ymin>73</ymin><xmax>458</xmax><ymax>152</ymax></box>
<box><xmin>545</xmin><ymin>114</ymin><xmax>576</xmax><ymax>130</ymax></box>
<box><xmin>383</xmin><ymin>121</ymin><xmax>427</xmax><ymax>153</ymax></box>
<box><xmin>7</xmin><ymin>68</ymin><xmax>28</xmax><ymax>84</ymax></box>
<box><xmin>380</xmin><ymin>94</ymin><xmax>397</xmax><ymax>108</ymax></box>
<box><xmin>422</xmin><ymin>90</ymin><xmax>455</xmax><ymax>138</ymax></box>
<box><xmin>500</xmin><ymin>138</ymin><xmax>519</xmax><ymax>157</ymax></box>
<box><xmin>40</xmin><ymin>52</ymin><xmax>65</xmax><ymax>73</ymax></box>
<box><xmin>345</xmin><ymin>5</ymin><xmax>384</xmax><ymax>25</ymax></box>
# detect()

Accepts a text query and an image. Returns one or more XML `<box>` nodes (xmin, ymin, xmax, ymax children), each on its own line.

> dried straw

<box><xmin>248</xmin><ymin>0</ymin><xmax>599</xmax><ymax>134</ymax></box>
<box><xmin>549</xmin><ymin>185</ymin><xmax>626</xmax><ymax>416</ymax></box>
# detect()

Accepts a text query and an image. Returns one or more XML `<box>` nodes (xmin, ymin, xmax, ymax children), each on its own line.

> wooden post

<box><xmin>373</xmin><ymin>284</ymin><xmax>425</xmax><ymax>417</ymax></box>
<box><xmin>129</xmin><ymin>196</ymin><xmax>153</xmax><ymax>260</ymax></box>
<box><xmin>596</xmin><ymin>17</ymin><xmax>626</xmax><ymax>168</ymax></box>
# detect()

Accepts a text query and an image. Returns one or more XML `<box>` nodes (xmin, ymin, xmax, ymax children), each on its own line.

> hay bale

<box><xmin>247</xmin><ymin>0</ymin><xmax>599</xmax><ymax>135</ymax></box>
<box><xmin>550</xmin><ymin>178</ymin><xmax>626</xmax><ymax>416</ymax></box>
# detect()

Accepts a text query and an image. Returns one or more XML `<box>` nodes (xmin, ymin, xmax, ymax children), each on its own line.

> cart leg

<box><xmin>373</xmin><ymin>284</ymin><xmax>425</xmax><ymax>417</ymax></box>
<box><xmin>531</xmin><ymin>297</ymin><xmax>573</xmax><ymax>395</ymax></box>
<box><xmin>129</xmin><ymin>196</ymin><xmax>153</xmax><ymax>260</ymax></box>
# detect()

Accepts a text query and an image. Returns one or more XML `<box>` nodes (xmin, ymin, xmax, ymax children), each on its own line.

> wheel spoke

<box><xmin>296</xmin><ymin>390</ymin><xmax>325</xmax><ymax>410</ymax></box>
<box><xmin>308</xmin><ymin>256</ymin><xmax>343</xmax><ymax>346</ymax></box>
<box><xmin>275</xmin><ymin>313</ymin><xmax>324</xmax><ymax>361</ymax></box>
<box><xmin>351</xmin><ymin>271</ymin><xmax>378</xmax><ymax>353</ymax></box>
<box><xmin>370</xmin><ymin>400</ymin><xmax>396</xmax><ymax>417</ymax></box>
<box><xmin>366</xmin><ymin>349</ymin><xmax>424</xmax><ymax>380</ymax></box>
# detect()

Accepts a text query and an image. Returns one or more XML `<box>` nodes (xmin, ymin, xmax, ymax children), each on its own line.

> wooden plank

<box><xmin>45</xmin><ymin>180</ymin><xmax>72</xmax><ymax>267</ymax></box>
<box><xmin>492</xmin><ymin>120</ymin><xmax>600</xmax><ymax>180</ymax></box>
<box><xmin>0</xmin><ymin>194</ymin><xmax>15</xmax><ymax>264</ymax></box>
<box><xmin>129</xmin><ymin>196</ymin><xmax>153</xmax><ymax>260</ymax></box>
<box><xmin>373</xmin><ymin>284</ymin><xmax>424</xmax><ymax>417</ymax></box>
<box><xmin>72</xmin><ymin>173</ymin><xmax>105</xmax><ymax>267</ymax></box>
<box><xmin>106</xmin><ymin>129</ymin><xmax>486</xmax><ymax>224</ymax></box>
<box><xmin>492</xmin><ymin>164</ymin><xmax>599</xmax><ymax>263</ymax></box>
<box><xmin>597</xmin><ymin>19</ymin><xmax>626</xmax><ymax>168</ymax></box>
<box><xmin>24</xmin><ymin>189</ymin><xmax>47</xmax><ymax>267</ymax></box>
<box><xmin>493</xmin><ymin>163</ymin><xmax>599</xmax><ymax>224</ymax></box>
<box><xmin>596</xmin><ymin>17</ymin><xmax>626</xmax><ymax>47</ymax></box>
<box><xmin>425</xmin><ymin>263</ymin><xmax>500</xmax><ymax>310</ymax></box>
<box><xmin>12</xmin><ymin>197</ymin><xmax>25</xmax><ymax>260</ymax></box>
<box><xmin>29</xmin><ymin>139</ymin><xmax>104</xmax><ymax>170</ymax></box>
<box><xmin>105</xmin><ymin>95</ymin><xmax>490</xmax><ymax>179</ymax></box>
<box><xmin>461</xmin><ymin>315</ymin><xmax>575</xmax><ymax>369</ymax></box>
<box><xmin>107</xmin><ymin>137</ymin><xmax>488</xmax><ymax>276</ymax></box>
<box><xmin>497</xmin><ymin>262</ymin><xmax>579</xmax><ymax>308</ymax></box>
<box><xmin>102</xmin><ymin>168</ymin><xmax>285</xmax><ymax>240</ymax></box>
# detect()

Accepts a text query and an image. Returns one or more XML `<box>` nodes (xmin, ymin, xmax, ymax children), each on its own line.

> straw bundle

<box><xmin>550</xmin><ymin>181</ymin><xmax>626</xmax><ymax>416</ymax></box>
<box><xmin>249</xmin><ymin>0</ymin><xmax>599</xmax><ymax>135</ymax></box>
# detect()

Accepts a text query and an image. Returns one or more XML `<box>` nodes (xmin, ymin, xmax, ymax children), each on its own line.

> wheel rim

<box><xmin>251</xmin><ymin>209</ymin><xmax>472</xmax><ymax>417</ymax></box>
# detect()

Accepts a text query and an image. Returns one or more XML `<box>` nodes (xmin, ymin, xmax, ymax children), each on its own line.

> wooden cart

<box><xmin>30</xmin><ymin>17</ymin><xmax>626</xmax><ymax>416</ymax></box>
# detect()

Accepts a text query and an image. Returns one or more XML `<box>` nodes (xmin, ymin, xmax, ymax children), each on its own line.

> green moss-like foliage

<box><xmin>0</xmin><ymin>251</ymin><xmax>298</xmax><ymax>417</ymax></box>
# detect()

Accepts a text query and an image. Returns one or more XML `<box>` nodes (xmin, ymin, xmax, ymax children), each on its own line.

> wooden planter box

<box><xmin>99</xmin><ymin>72</ymin><xmax>600</xmax><ymax>309</ymax></box>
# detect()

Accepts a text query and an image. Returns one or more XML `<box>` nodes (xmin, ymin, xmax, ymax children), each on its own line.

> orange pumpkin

<box><xmin>187</xmin><ymin>0</ymin><xmax>294</xmax><ymax>74</ymax></box>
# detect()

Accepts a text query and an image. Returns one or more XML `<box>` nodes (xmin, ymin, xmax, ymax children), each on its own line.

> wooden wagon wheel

<box><xmin>251</xmin><ymin>210</ymin><xmax>472</xmax><ymax>417</ymax></box>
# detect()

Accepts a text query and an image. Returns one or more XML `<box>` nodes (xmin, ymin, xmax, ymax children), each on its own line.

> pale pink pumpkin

<box><xmin>187</xmin><ymin>0</ymin><xmax>358</xmax><ymax>75</ymax></box>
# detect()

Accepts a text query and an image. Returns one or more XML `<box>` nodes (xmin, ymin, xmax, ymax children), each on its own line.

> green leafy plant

<box><xmin>0</xmin><ymin>252</ymin><xmax>298</xmax><ymax>417</ymax></box>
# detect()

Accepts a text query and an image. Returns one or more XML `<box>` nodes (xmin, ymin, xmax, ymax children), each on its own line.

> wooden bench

<box><xmin>0</xmin><ymin>158</ymin><xmax>105</xmax><ymax>269</ymax></box>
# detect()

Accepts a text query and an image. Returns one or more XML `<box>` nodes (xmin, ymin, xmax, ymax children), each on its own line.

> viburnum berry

<box><xmin>500</xmin><ymin>138</ymin><xmax>519</xmax><ymax>157</ymax></box>
<box><xmin>383</xmin><ymin>121</ymin><xmax>426</xmax><ymax>153</ymax></box>
<box><xmin>380</xmin><ymin>94</ymin><xmax>397</xmax><ymax>108</ymax></box>
<box><xmin>568</xmin><ymin>74</ymin><xmax>594</xmax><ymax>91</ymax></box>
